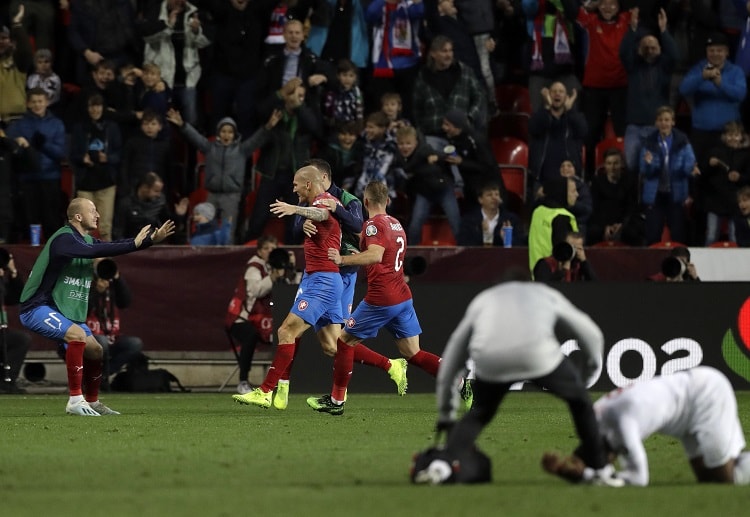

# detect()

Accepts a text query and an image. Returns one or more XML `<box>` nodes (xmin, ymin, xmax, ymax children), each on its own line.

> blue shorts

<box><xmin>345</xmin><ymin>299</ymin><xmax>422</xmax><ymax>340</ymax></box>
<box><xmin>341</xmin><ymin>271</ymin><xmax>357</xmax><ymax>321</ymax></box>
<box><xmin>20</xmin><ymin>305</ymin><xmax>92</xmax><ymax>347</ymax></box>
<box><xmin>291</xmin><ymin>272</ymin><xmax>344</xmax><ymax>332</ymax></box>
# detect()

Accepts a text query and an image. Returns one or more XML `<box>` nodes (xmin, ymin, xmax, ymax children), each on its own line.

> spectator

<box><xmin>734</xmin><ymin>185</ymin><xmax>750</xmax><ymax>246</ymax></box>
<box><xmin>114</xmin><ymin>172</ymin><xmax>188</xmax><ymax>243</ymax></box>
<box><xmin>202</xmin><ymin>0</ymin><xmax>276</xmax><ymax>136</ymax></box>
<box><xmin>262</xmin><ymin>0</ymin><xmax>330</xmax><ymax>56</ymax></box>
<box><xmin>703</xmin><ymin>121</ymin><xmax>750</xmax><ymax>244</ymax></box>
<box><xmin>620</xmin><ymin>7</ymin><xmax>677</xmax><ymax>175</ymax></box>
<box><xmin>381</xmin><ymin>91</ymin><xmax>412</xmax><ymax>142</ymax></box>
<box><xmin>412</xmin><ymin>35</ymin><xmax>487</xmax><ymax>141</ymax></box>
<box><xmin>0</xmin><ymin>6</ymin><xmax>33</xmax><ymax>125</ymax></box>
<box><xmin>244</xmin><ymin>77</ymin><xmax>324</xmax><ymax>244</ymax></box>
<box><xmin>457</xmin><ymin>181</ymin><xmax>524</xmax><ymax>247</ymax></box>
<box><xmin>529</xmin><ymin>81</ymin><xmax>587</xmax><ymax>190</ymax></box>
<box><xmin>141</xmin><ymin>0</ymin><xmax>211</xmax><ymax>128</ymax></box>
<box><xmin>588</xmin><ymin>147</ymin><xmax>640</xmax><ymax>245</ymax></box>
<box><xmin>391</xmin><ymin>125</ymin><xmax>461</xmax><ymax>245</ymax></box>
<box><xmin>528</xmin><ymin>176</ymin><xmax>579</xmax><ymax>274</ymax></box>
<box><xmin>365</xmin><ymin>0</ymin><xmax>425</xmax><ymax>120</ymax></box>
<box><xmin>0</xmin><ymin>250</ymin><xmax>31</xmax><ymax>393</ymax></box>
<box><xmin>255</xmin><ymin>19</ymin><xmax>334</xmax><ymax>117</ymax></box>
<box><xmin>455</xmin><ymin>0</ymin><xmax>499</xmax><ymax>115</ymax></box>
<box><xmin>307</xmin><ymin>0</ymin><xmax>370</xmax><ymax>74</ymax></box>
<box><xmin>26</xmin><ymin>48</ymin><xmax>62</xmax><ymax>113</ymax></box>
<box><xmin>69</xmin><ymin>93</ymin><xmax>122</xmax><ymax>242</ymax></box>
<box><xmin>8</xmin><ymin>0</ymin><xmax>55</xmax><ymax>50</ymax></box>
<box><xmin>168</xmin><ymin>106</ymin><xmax>282</xmax><ymax>237</ymax></box>
<box><xmin>353</xmin><ymin>110</ymin><xmax>398</xmax><ymax>199</ymax></box>
<box><xmin>639</xmin><ymin>105</ymin><xmax>698</xmax><ymax>245</ymax></box>
<box><xmin>533</xmin><ymin>231</ymin><xmax>597</xmax><ymax>282</ymax></box>
<box><xmin>558</xmin><ymin>159</ymin><xmax>592</xmax><ymax>239</ymax></box>
<box><xmin>439</xmin><ymin>107</ymin><xmax>498</xmax><ymax>207</ymax></box>
<box><xmin>133</xmin><ymin>62</ymin><xmax>171</xmax><ymax>121</ymax></box>
<box><xmin>0</xmin><ymin>128</ymin><xmax>19</xmax><ymax>243</ymax></box>
<box><xmin>119</xmin><ymin>109</ymin><xmax>172</xmax><ymax>199</ymax></box>
<box><xmin>315</xmin><ymin>120</ymin><xmax>364</xmax><ymax>192</ymax></box>
<box><xmin>6</xmin><ymin>87</ymin><xmax>66</xmax><ymax>243</ymax></box>
<box><xmin>81</xmin><ymin>257</ymin><xmax>145</xmax><ymax>385</ymax></box>
<box><xmin>647</xmin><ymin>245</ymin><xmax>701</xmax><ymax>281</ymax></box>
<box><xmin>68</xmin><ymin>0</ymin><xmax>141</xmax><ymax>85</ymax></box>
<box><xmin>576</xmin><ymin>0</ymin><xmax>631</xmax><ymax>178</ymax></box>
<box><xmin>189</xmin><ymin>201</ymin><xmax>232</xmax><ymax>246</ymax></box>
<box><xmin>521</xmin><ymin>0</ymin><xmax>581</xmax><ymax>112</ymax></box>
<box><xmin>322</xmin><ymin>58</ymin><xmax>365</xmax><ymax>133</ymax></box>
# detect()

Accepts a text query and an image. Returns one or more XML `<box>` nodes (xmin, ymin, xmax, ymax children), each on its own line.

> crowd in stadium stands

<box><xmin>2</xmin><ymin>0</ymin><xmax>750</xmax><ymax>250</ymax></box>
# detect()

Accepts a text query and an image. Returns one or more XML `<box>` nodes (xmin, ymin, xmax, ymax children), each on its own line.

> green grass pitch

<box><xmin>2</xmin><ymin>392</ymin><xmax>749</xmax><ymax>516</ymax></box>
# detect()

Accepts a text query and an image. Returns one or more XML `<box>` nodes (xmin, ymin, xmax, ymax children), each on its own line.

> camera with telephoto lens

<box><xmin>268</xmin><ymin>248</ymin><xmax>293</xmax><ymax>271</ymax></box>
<box><xmin>661</xmin><ymin>256</ymin><xmax>686</xmax><ymax>280</ymax></box>
<box><xmin>404</xmin><ymin>256</ymin><xmax>427</xmax><ymax>276</ymax></box>
<box><xmin>0</xmin><ymin>248</ymin><xmax>10</xmax><ymax>269</ymax></box>
<box><xmin>552</xmin><ymin>241</ymin><xmax>576</xmax><ymax>263</ymax></box>
<box><xmin>95</xmin><ymin>258</ymin><xmax>118</xmax><ymax>280</ymax></box>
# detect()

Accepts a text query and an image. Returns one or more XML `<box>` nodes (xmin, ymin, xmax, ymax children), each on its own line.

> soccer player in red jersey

<box><xmin>307</xmin><ymin>180</ymin><xmax>442</xmax><ymax>415</ymax></box>
<box><xmin>233</xmin><ymin>165</ymin><xmax>345</xmax><ymax>409</ymax></box>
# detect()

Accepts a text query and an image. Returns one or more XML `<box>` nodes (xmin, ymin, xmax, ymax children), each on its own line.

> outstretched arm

<box><xmin>270</xmin><ymin>200</ymin><xmax>329</xmax><ymax>221</ymax></box>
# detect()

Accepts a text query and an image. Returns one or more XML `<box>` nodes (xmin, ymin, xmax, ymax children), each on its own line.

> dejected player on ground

<box><xmin>306</xmin><ymin>180</ymin><xmax>441</xmax><ymax>415</ymax></box>
<box><xmin>544</xmin><ymin>366</ymin><xmax>750</xmax><ymax>486</ymax></box>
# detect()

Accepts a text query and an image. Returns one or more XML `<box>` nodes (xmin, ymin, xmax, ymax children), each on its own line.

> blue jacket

<box><xmin>307</xmin><ymin>0</ymin><xmax>370</xmax><ymax>68</ymax></box>
<box><xmin>6</xmin><ymin>110</ymin><xmax>66</xmax><ymax>182</ymax></box>
<box><xmin>190</xmin><ymin>220</ymin><xmax>232</xmax><ymax>246</ymax></box>
<box><xmin>679</xmin><ymin>59</ymin><xmax>747</xmax><ymax>131</ymax></box>
<box><xmin>639</xmin><ymin>129</ymin><xmax>696</xmax><ymax>205</ymax></box>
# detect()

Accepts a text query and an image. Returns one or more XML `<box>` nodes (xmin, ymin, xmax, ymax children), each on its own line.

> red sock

<box><xmin>408</xmin><ymin>350</ymin><xmax>441</xmax><ymax>377</ymax></box>
<box><xmin>83</xmin><ymin>356</ymin><xmax>103</xmax><ymax>403</ymax></box>
<box><xmin>332</xmin><ymin>339</ymin><xmax>355</xmax><ymax>402</ymax></box>
<box><xmin>280</xmin><ymin>338</ymin><xmax>300</xmax><ymax>381</ymax></box>
<box><xmin>65</xmin><ymin>341</ymin><xmax>86</xmax><ymax>396</ymax></box>
<box><xmin>261</xmin><ymin>343</ymin><xmax>295</xmax><ymax>393</ymax></box>
<box><xmin>353</xmin><ymin>344</ymin><xmax>390</xmax><ymax>372</ymax></box>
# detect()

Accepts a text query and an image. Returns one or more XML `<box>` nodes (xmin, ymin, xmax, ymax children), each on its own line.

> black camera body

<box><xmin>552</xmin><ymin>241</ymin><xmax>576</xmax><ymax>263</ymax></box>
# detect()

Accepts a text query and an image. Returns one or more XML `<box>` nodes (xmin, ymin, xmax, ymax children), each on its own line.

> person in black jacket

<box><xmin>0</xmin><ymin>249</ymin><xmax>31</xmax><ymax>393</ymax></box>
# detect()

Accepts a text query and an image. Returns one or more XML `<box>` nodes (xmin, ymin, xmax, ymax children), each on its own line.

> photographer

<box><xmin>0</xmin><ymin>249</ymin><xmax>31</xmax><ymax>393</ymax></box>
<box><xmin>225</xmin><ymin>235</ymin><xmax>296</xmax><ymax>395</ymax></box>
<box><xmin>533</xmin><ymin>231</ymin><xmax>597</xmax><ymax>282</ymax></box>
<box><xmin>57</xmin><ymin>257</ymin><xmax>145</xmax><ymax>387</ymax></box>
<box><xmin>648</xmin><ymin>246</ymin><xmax>701</xmax><ymax>282</ymax></box>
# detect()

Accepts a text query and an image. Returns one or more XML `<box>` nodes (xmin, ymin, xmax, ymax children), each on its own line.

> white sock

<box><xmin>331</xmin><ymin>397</ymin><xmax>344</xmax><ymax>405</ymax></box>
<box><xmin>278</xmin><ymin>380</ymin><xmax>289</xmax><ymax>386</ymax></box>
<box><xmin>465</xmin><ymin>359</ymin><xmax>476</xmax><ymax>381</ymax></box>
<box><xmin>734</xmin><ymin>452</ymin><xmax>750</xmax><ymax>485</ymax></box>
<box><xmin>68</xmin><ymin>394</ymin><xmax>84</xmax><ymax>404</ymax></box>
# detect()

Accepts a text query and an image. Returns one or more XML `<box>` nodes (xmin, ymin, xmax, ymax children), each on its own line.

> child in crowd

<box><xmin>137</xmin><ymin>62</ymin><xmax>171</xmax><ymax>120</ymax></box>
<box><xmin>322</xmin><ymin>58</ymin><xmax>364</xmax><ymax>135</ymax></box>
<box><xmin>190</xmin><ymin>201</ymin><xmax>233</xmax><ymax>245</ymax></box>
<box><xmin>119</xmin><ymin>109</ymin><xmax>172</xmax><ymax>199</ymax></box>
<box><xmin>381</xmin><ymin>91</ymin><xmax>411</xmax><ymax>142</ymax></box>
<box><xmin>26</xmin><ymin>48</ymin><xmax>61</xmax><ymax>111</ymax></box>
<box><xmin>69</xmin><ymin>93</ymin><xmax>122</xmax><ymax>241</ymax></box>
<box><xmin>558</xmin><ymin>159</ymin><xmax>593</xmax><ymax>239</ymax></box>
<box><xmin>354</xmin><ymin>111</ymin><xmax>398</xmax><ymax>199</ymax></box>
<box><xmin>703</xmin><ymin>121</ymin><xmax>750</xmax><ymax>245</ymax></box>
<box><xmin>316</xmin><ymin>120</ymin><xmax>364</xmax><ymax>192</ymax></box>
<box><xmin>167</xmin><ymin>107</ymin><xmax>283</xmax><ymax>243</ymax></box>
<box><xmin>391</xmin><ymin>125</ymin><xmax>460</xmax><ymax>245</ymax></box>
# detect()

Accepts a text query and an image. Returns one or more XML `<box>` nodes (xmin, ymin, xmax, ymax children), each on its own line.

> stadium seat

<box><xmin>594</xmin><ymin>136</ymin><xmax>625</xmax><ymax>170</ymax></box>
<box><xmin>489</xmin><ymin>112</ymin><xmax>529</xmax><ymax>141</ymax></box>
<box><xmin>494</xmin><ymin>84</ymin><xmax>531</xmax><ymax>114</ymax></box>
<box><xmin>592</xmin><ymin>240</ymin><xmax>629</xmax><ymax>248</ymax></box>
<box><xmin>709</xmin><ymin>240</ymin><xmax>738</xmax><ymax>248</ymax></box>
<box><xmin>420</xmin><ymin>217</ymin><xmax>457</xmax><ymax>246</ymax></box>
<box><xmin>491</xmin><ymin>136</ymin><xmax>529</xmax><ymax>168</ymax></box>
<box><xmin>648</xmin><ymin>240</ymin><xmax>687</xmax><ymax>249</ymax></box>
<box><xmin>498</xmin><ymin>165</ymin><xmax>527</xmax><ymax>214</ymax></box>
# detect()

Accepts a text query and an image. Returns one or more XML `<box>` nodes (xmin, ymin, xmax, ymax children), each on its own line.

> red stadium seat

<box><xmin>498</xmin><ymin>165</ymin><xmax>527</xmax><ymax>214</ymax></box>
<box><xmin>648</xmin><ymin>240</ymin><xmax>687</xmax><ymax>249</ymax></box>
<box><xmin>709</xmin><ymin>240</ymin><xmax>738</xmax><ymax>248</ymax></box>
<box><xmin>489</xmin><ymin>112</ymin><xmax>529</xmax><ymax>141</ymax></box>
<box><xmin>495</xmin><ymin>84</ymin><xmax>531</xmax><ymax>114</ymax></box>
<box><xmin>491</xmin><ymin>136</ymin><xmax>529</xmax><ymax>168</ymax></box>
<box><xmin>420</xmin><ymin>217</ymin><xmax>456</xmax><ymax>246</ymax></box>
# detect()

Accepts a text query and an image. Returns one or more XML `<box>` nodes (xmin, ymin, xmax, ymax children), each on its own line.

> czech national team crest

<box><xmin>297</xmin><ymin>299</ymin><xmax>309</xmax><ymax>311</ymax></box>
<box><xmin>365</xmin><ymin>224</ymin><xmax>378</xmax><ymax>237</ymax></box>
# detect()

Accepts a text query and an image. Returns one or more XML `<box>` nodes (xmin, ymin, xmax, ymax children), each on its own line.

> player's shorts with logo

<box><xmin>345</xmin><ymin>299</ymin><xmax>422</xmax><ymax>340</ymax></box>
<box><xmin>340</xmin><ymin>270</ymin><xmax>357</xmax><ymax>320</ymax></box>
<box><xmin>291</xmin><ymin>272</ymin><xmax>344</xmax><ymax>331</ymax></box>
<box><xmin>20</xmin><ymin>305</ymin><xmax>93</xmax><ymax>346</ymax></box>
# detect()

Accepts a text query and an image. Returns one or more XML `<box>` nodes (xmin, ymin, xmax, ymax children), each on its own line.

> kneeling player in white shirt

<box><xmin>544</xmin><ymin>366</ymin><xmax>750</xmax><ymax>486</ymax></box>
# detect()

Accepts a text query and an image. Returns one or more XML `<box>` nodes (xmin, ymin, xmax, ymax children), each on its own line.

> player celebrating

<box><xmin>19</xmin><ymin>198</ymin><xmax>175</xmax><ymax>416</ymax></box>
<box><xmin>232</xmin><ymin>165</ymin><xmax>344</xmax><ymax>409</ymax></box>
<box><xmin>544</xmin><ymin>366</ymin><xmax>750</xmax><ymax>486</ymax></box>
<box><xmin>306</xmin><ymin>180</ymin><xmax>442</xmax><ymax>415</ymax></box>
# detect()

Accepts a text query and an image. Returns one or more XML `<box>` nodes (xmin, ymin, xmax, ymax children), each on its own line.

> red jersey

<box><xmin>304</xmin><ymin>192</ymin><xmax>343</xmax><ymax>273</ymax></box>
<box><xmin>576</xmin><ymin>8</ymin><xmax>631</xmax><ymax>88</ymax></box>
<box><xmin>361</xmin><ymin>214</ymin><xmax>412</xmax><ymax>306</ymax></box>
